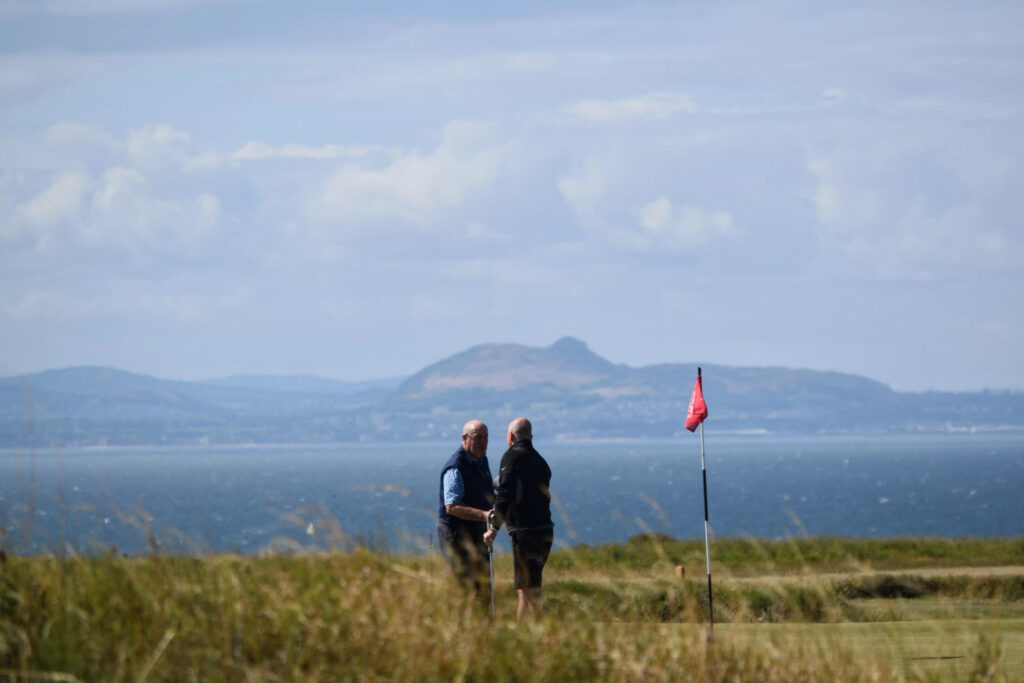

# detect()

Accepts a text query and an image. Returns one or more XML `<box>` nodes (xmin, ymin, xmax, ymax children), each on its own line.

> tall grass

<box><xmin>2</xmin><ymin>541</ymin><xmax>1021</xmax><ymax>682</ymax></box>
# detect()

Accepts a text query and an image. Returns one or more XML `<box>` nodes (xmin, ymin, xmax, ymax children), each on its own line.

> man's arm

<box><xmin>492</xmin><ymin>449</ymin><xmax>517</xmax><ymax>528</ymax></box>
<box><xmin>443</xmin><ymin>468</ymin><xmax>492</xmax><ymax>522</ymax></box>
<box><xmin>445</xmin><ymin>502</ymin><xmax>491</xmax><ymax>523</ymax></box>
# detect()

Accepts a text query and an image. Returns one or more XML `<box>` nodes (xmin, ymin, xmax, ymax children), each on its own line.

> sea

<box><xmin>1</xmin><ymin>433</ymin><xmax>1022</xmax><ymax>556</ymax></box>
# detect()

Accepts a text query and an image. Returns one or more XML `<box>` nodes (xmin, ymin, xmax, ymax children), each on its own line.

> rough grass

<box><xmin>0</xmin><ymin>537</ymin><xmax>1022</xmax><ymax>681</ymax></box>
<box><xmin>551</xmin><ymin>534</ymin><xmax>1024</xmax><ymax>574</ymax></box>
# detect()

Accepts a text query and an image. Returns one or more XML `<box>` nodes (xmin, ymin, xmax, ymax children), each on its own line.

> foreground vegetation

<box><xmin>1</xmin><ymin>537</ymin><xmax>1022</xmax><ymax>681</ymax></box>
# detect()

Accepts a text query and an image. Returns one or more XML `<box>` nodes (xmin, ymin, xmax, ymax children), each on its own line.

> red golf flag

<box><xmin>685</xmin><ymin>371</ymin><xmax>708</xmax><ymax>432</ymax></box>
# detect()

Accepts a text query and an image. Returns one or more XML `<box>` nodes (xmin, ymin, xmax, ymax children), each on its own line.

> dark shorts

<box><xmin>511</xmin><ymin>529</ymin><xmax>553</xmax><ymax>590</ymax></box>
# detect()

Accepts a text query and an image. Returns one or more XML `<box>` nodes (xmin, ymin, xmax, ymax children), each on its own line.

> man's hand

<box><xmin>483</xmin><ymin>529</ymin><xmax>497</xmax><ymax>547</ymax></box>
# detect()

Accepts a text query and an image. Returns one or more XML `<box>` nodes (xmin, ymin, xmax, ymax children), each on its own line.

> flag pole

<box><xmin>698</xmin><ymin>367</ymin><xmax>714</xmax><ymax>640</ymax></box>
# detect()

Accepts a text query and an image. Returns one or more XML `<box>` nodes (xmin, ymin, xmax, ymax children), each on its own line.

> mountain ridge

<box><xmin>2</xmin><ymin>338</ymin><xmax>1022</xmax><ymax>446</ymax></box>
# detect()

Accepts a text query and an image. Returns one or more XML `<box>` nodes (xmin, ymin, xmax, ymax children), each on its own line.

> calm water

<box><xmin>1</xmin><ymin>433</ymin><xmax>1022</xmax><ymax>555</ymax></box>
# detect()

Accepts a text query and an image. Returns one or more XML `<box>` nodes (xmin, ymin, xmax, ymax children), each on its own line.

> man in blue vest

<box><xmin>437</xmin><ymin>419</ymin><xmax>495</xmax><ymax>603</ymax></box>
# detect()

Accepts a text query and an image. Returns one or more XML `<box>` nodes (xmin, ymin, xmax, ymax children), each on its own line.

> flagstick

<box><xmin>698</xmin><ymin>368</ymin><xmax>714</xmax><ymax>640</ymax></box>
<box><xmin>700</xmin><ymin>420</ymin><xmax>713</xmax><ymax>639</ymax></box>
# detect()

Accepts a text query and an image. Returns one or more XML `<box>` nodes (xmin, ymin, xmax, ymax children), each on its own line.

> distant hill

<box><xmin>2</xmin><ymin>338</ymin><xmax>1022</xmax><ymax>447</ymax></box>
<box><xmin>201</xmin><ymin>374</ymin><xmax>403</xmax><ymax>395</ymax></box>
<box><xmin>386</xmin><ymin>337</ymin><xmax>1024</xmax><ymax>438</ymax></box>
<box><xmin>398</xmin><ymin>337</ymin><xmax>619</xmax><ymax>397</ymax></box>
<box><xmin>393</xmin><ymin>336</ymin><xmax>895</xmax><ymax>412</ymax></box>
<box><xmin>0</xmin><ymin>367</ymin><xmax>402</xmax><ymax>446</ymax></box>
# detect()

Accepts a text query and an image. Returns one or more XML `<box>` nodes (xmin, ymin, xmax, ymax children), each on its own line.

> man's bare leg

<box><xmin>517</xmin><ymin>587</ymin><xmax>542</xmax><ymax>622</ymax></box>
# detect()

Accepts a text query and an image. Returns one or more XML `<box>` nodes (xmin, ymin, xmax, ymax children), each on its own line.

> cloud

<box><xmin>3</xmin><ymin>281</ymin><xmax>251</xmax><ymax>323</ymax></box>
<box><xmin>505</xmin><ymin>52</ymin><xmax>558</xmax><ymax>73</ymax></box>
<box><xmin>444</xmin><ymin>256</ymin><xmax>553</xmax><ymax>288</ymax></box>
<box><xmin>5</xmin><ymin>124</ymin><xmax>233</xmax><ymax>260</ymax></box>
<box><xmin>232</xmin><ymin>141</ymin><xmax>386</xmax><ymax>161</ymax></box>
<box><xmin>637</xmin><ymin>197</ymin><xmax>736</xmax><ymax>249</ymax></box>
<box><xmin>16</xmin><ymin>170</ymin><xmax>91</xmax><ymax>228</ymax></box>
<box><xmin>31</xmin><ymin>0</ymin><xmax>224</xmax><ymax>15</ymax></box>
<box><xmin>45</xmin><ymin>121</ymin><xmax>118</xmax><ymax>149</ymax></box>
<box><xmin>806</xmin><ymin>157</ymin><xmax>882</xmax><ymax>235</ymax></box>
<box><xmin>821</xmin><ymin>88</ymin><xmax>847</xmax><ymax>106</ymax></box>
<box><xmin>313</xmin><ymin>120</ymin><xmax>503</xmax><ymax>228</ymax></box>
<box><xmin>84</xmin><ymin>166</ymin><xmax>224</xmax><ymax>245</ymax></box>
<box><xmin>407</xmin><ymin>293</ymin><xmax>459</xmax><ymax>322</ymax></box>
<box><xmin>125</xmin><ymin>124</ymin><xmax>222</xmax><ymax>173</ymax></box>
<box><xmin>557</xmin><ymin>163</ymin><xmax>599</xmax><ymax>201</ymax></box>
<box><xmin>557</xmin><ymin>155</ymin><xmax>737</xmax><ymax>252</ymax></box>
<box><xmin>0</xmin><ymin>54</ymin><xmax>92</xmax><ymax>107</ymax></box>
<box><xmin>563</xmin><ymin>92</ymin><xmax>696</xmax><ymax>122</ymax></box>
<box><xmin>805</xmin><ymin>142</ymin><xmax>1022</xmax><ymax>279</ymax></box>
<box><xmin>43</xmin><ymin>121</ymin><xmax>222</xmax><ymax>174</ymax></box>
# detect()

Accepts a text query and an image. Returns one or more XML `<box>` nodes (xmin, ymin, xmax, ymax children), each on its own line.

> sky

<box><xmin>1</xmin><ymin>1</ymin><xmax>1022</xmax><ymax>392</ymax></box>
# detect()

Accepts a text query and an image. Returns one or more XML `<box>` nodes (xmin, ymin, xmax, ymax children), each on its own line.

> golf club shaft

<box><xmin>488</xmin><ymin>546</ymin><xmax>495</xmax><ymax>618</ymax></box>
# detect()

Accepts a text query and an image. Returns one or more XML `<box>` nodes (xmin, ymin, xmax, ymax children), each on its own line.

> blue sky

<box><xmin>1</xmin><ymin>1</ymin><xmax>1021</xmax><ymax>391</ymax></box>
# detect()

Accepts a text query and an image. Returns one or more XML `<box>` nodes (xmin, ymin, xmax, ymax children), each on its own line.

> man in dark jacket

<box><xmin>484</xmin><ymin>417</ymin><xmax>553</xmax><ymax>621</ymax></box>
<box><xmin>437</xmin><ymin>419</ymin><xmax>495</xmax><ymax>602</ymax></box>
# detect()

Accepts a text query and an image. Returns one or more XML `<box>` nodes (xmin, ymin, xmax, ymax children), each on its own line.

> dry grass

<box><xmin>1</xmin><ymin>541</ymin><xmax>1022</xmax><ymax>682</ymax></box>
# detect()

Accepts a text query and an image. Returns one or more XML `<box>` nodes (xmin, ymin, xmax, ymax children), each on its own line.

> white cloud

<box><xmin>4</xmin><ymin>122</ymin><xmax>234</xmax><ymax>258</ymax></box>
<box><xmin>806</xmin><ymin>158</ymin><xmax>882</xmax><ymax>235</ymax></box>
<box><xmin>3</xmin><ymin>289</ymin><xmax>94</xmax><ymax>320</ymax></box>
<box><xmin>0</xmin><ymin>55</ymin><xmax>87</xmax><ymax>106</ymax></box>
<box><xmin>444</xmin><ymin>256</ymin><xmax>552</xmax><ymax>287</ymax></box>
<box><xmin>87</xmin><ymin>166</ymin><xmax>223</xmax><ymax>245</ymax></box>
<box><xmin>557</xmin><ymin>155</ymin><xmax>654</xmax><ymax>250</ymax></box>
<box><xmin>3</xmin><ymin>283</ymin><xmax>251</xmax><ymax>324</ymax></box>
<box><xmin>34</xmin><ymin>0</ymin><xmax>223</xmax><ymax>15</ymax></box>
<box><xmin>16</xmin><ymin>170</ymin><xmax>91</xmax><ymax>227</ymax></box>
<box><xmin>45</xmin><ymin>122</ymin><xmax>118</xmax><ymax>149</ymax></box>
<box><xmin>505</xmin><ymin>52</ymin><xmax>557</xmax><ymax>73</ymax></box>
<box><xmin>463</xmin><ymin>221</ymin><xmax>509</xmax><ymax>242</ymax></box>
<box><xmin>126</xmin><ymin>124</ymin><xmax>198</xmax><ymax>170</ymax></box>
<box><xmin>232</xmin><ymin>141</ymin><xmax>384</xmax><ymax>161</ymax></box>
<box><xmin>557</xmin><ymin>154</ymin><xmax>613</xmax><ymax>230</ymax></box>
<box><xmin>313</xmin><ymin>120</ymin><xmax>503</xmax><ymax>228</ymax></box>
<box><xmin>637</xmin><ymin>196</ymin><xmax>735</xmax><ymax>249</ymax></box>
<box><xmin>44</xmin><ymin>121</ymin><xmax>223</xmax><ymax>175</ymax></box>
<box><xmin>558</xmin><ymin>156</ymin><xmax>736</xmax><ymax>252</ymax></box>
<box><xmin>805</xmin><ymin>146</ymin><xmax>1022</xmax><ymax>278</ymax></box>
<box><xmin>821</xmin><ymin>88</ymin><xmax>847</xmax><ymax>106</ymax></box>
<box><xmin>408</xmin><ymin>293</ymin><xmax>458</xmax><ymax>322</ymax></box>
<box><xmin>92</xmin><ymin>166</ymin><xmax>144</xmax><ymax>213</ymax></box>
<box><xmin>564</xmin><ymin>92</ymin><xmax>696</xmax><ymax>122</ymax></box>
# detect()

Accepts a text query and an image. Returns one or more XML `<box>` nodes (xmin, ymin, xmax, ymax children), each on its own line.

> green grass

<box><xmin>1</xmin><ymin>537</ymin><xmax>1022</xmax><ymax>681</ymax></box>
<box><xmin>550</xmin><ymin>534</ymin><xmax>1024</xmax><ymax>573</ymax></box>
<box><xmin>703</xmin><ymin>619</ymin><xmax>1024</xmax><ymax>682</ymax></box>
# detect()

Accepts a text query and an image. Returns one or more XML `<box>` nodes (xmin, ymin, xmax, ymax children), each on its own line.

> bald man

<box><xmin>484</xmin><ymin>417</ymin><xmax>553</xmax><ymax>621</ymax></box>
<box><xmin>437</xmin><ymin>419</ymin><xmax>495</xmax><ymax>603</ymax></box>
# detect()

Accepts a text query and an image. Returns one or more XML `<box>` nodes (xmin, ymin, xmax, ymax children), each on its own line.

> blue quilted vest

<box><xmin>437</xmin><ymin>447</ymin><xmax>494</xmax><ymax>537</ymax></box>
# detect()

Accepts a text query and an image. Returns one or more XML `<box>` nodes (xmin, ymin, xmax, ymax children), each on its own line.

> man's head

<box><xmin>507</xmin><ymin>417</ymin><xmax>532</xmax><ymax>446</ymax></box>
<box><xmin>461</xmin><ymin>420</ymin><xmax>489</xmax><ymax>460</ymax></box>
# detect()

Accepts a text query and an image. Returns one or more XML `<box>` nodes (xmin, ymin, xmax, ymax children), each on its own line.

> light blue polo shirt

<box><xmin>442</xmin><ymin>468</ymin><xmax>465</xmax><ymax>506</ymax></box>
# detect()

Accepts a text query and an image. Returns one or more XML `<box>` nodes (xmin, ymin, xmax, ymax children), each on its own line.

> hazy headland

<box><xmin>3</xmin><ymin>338</ymin><xmax>1022</xmax><ymax>448</ymax></box>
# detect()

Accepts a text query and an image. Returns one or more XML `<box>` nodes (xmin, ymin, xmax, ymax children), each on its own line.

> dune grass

<box><xmin>1</xmin><ymin>537</ymin><xmax>1022</xmax><ymax>681</ymax></box>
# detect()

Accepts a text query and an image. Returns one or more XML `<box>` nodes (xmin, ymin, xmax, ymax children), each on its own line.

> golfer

<box><xmin>437</xmin><ymin>420</ymin><xmax>495</xmax><ymax>605</ymax></box>
<box><xmin>484</xmin><ymin>417</ymin><xmax>553</xmax><ymax>622</ymax></box>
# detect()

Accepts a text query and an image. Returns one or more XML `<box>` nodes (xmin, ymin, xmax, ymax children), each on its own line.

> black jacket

<box><xmin>494</xmin><ymin>439</ymin><xmax>553</xmax><ymax>533</ymax></box>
